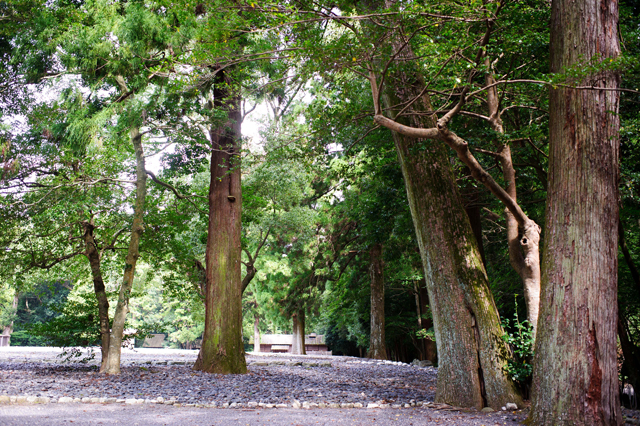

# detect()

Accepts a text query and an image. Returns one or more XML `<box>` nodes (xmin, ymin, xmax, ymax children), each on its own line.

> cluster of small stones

<box><xmin>0</xmin><ymin>350</ymin><xmax>437</xmax><ymax>410</ymax></box>
<box><xmin>0</xmin><ymin>394</ymin><xmax>434</xmax><ymax>410</ymax></box>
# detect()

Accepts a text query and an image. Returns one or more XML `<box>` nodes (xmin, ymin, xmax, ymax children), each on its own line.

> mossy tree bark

<box><xmin>374</xmin><ymin>78</ymin><xmax>521</xmax><ymax>411</ymax></box>
<box><xmin>529</xmin><ymin>0</ymin><xmax>621</xmax><ymax>422</ymax></box>
<box><xmin>368</xmin><ymin>243</ymin><xmax>387</xmax><ymax>360</ymax></box>
<box><xmin>193</xmin><ymin>69</ymin><xmax>247</xmax><ymax>374</ymax></box>
<box><xmin>102</xmin><ymin>125</ymin><xmax>147</xmax><ymax>375</ymax></box>
<box><xmin>82</xmin><ymin>220</ymin><xmax>111</xmax><ymax>372</ymax></box>
<box><xmin>368</xmin><ymin>29</ymin><xmax>521</xmax><ymax>407</ymax></box>
<box><xmin>291</xmin><ymin>310</ymin><xmax>306</xmax><ymax>355</ymax></box>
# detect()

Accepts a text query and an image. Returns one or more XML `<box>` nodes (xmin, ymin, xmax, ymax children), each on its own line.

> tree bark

<box><xmin>368</xmin><ymin>243</ymin><xmax>387</xmax><ymax>360</ymax></box>
<box><xmin>291</xmin><ymin>310</ymin><xmax>306</xmax><ymax>355</ymax></box>
<box><xmin>529</xmin><ymin>0</ymin><xmax>621</xmax><ymax>422</ymax></box>
<box><xmin>82</xmin><ymin>220</ymin><xmax>111</xmax><ymax>372</ymax></box>
<box><xmin>193</xmin><ymin>69</ymin><xmax>247</xmax><ymax>374</ymax></box>
<box><xmin>102</xmin><ymin>125</ymin><xmax>147</xmax><ymax>375</ymax></box>
<box><xmin>375</xmin><ymin>46</ymin><xmax>521</xmax><ymax>408</ymax></box>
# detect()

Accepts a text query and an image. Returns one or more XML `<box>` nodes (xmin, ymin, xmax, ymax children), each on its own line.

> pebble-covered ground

<box><xmin>2</xmin><ymin>347</ymin><xmax>637</xmax><ymax>425</ymax></box>
<box><xmin>0</xmin><ymin>348</ymin><xmax>438</xmax><ymax>407</ymax></box>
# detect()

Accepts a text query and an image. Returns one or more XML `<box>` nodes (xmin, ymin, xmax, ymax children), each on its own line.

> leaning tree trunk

<box><xmin>374</xmin><ymin>38</ymin><xmax>521</xmax><ymax>409</ymax></box>
<box><xmin>82</xmin><ymin>221</ymin><xmax>111</xmax><ymax>372</ymax></box>
<box><xmin>291</xmin><ymin>310</ymin><xmax>306</xmax><ymax>355</ymax></box>
<box><xmin>103</xmin><ymin>126</ymin><xmax>147</xmax><ymax>375</ymax></box>
<box><xmin>193</xmin><ymin>69</ymin><xmax>247</xmax><ymax>374</ymax></box>
<box><xmin>368</xmin><ymin>243</ymin><xmax>387</xmax><ymax>360</ymax></box>
<box><xmin>529</xmin><ymin>0</ymin><xmax>621</xmax><ymax>422</ymax></box>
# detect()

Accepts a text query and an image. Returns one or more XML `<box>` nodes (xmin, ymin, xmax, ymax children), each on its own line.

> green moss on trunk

<box><xmin>193</xmin><ymin>69</ymin><xmax>247</xmax><ymax>375</ymax></box>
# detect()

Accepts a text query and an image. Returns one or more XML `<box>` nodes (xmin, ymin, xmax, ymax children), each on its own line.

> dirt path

<box><xmin>0</xmin><ymin>403</ymin><xmax>526</xmax><ymax>425</ymax></box>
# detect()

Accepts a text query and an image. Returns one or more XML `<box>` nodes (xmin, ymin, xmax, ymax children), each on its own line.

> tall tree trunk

<box><xmin>193</xmin><ymin>69</ymin><xmax>247</xmax><ymax>374</ymax></box>
<box><xmin>368</xmin><ymin>243</ymin><xmax>387</xmax><ymax>360</ymax></box>
<box><xmin>82</xmin><ymin>221</ymin><xmax>111</xmax><ymax>372</ymax></box>
<box><xmin>103</xmin><ymin>125</ymin><xmax>147</xmax><ymax>375</ymax></box>
<box><xmin>374</xmin><ymin>38</ymin><xmax>521</xmax><ymax>408</ymax></box>
<box><xmin>291</xmin><ymin>310</ymin><xmax>306</xmax><ymax>355</ymax></box>
<box><xmin>529</xmin><ymin>0</ymin><xmax>621</xmax><ymax>422</ymax></box>
<box><xmin>253</xmin><ymin>314</ymin><xmax>260</xmax><ymax>353</ymax></box>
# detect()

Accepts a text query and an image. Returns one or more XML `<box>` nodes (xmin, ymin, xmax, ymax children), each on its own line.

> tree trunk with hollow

<box><xmin>82</xmin><ymin>221</ymin><xmax>111</xmax><ymax>372</ymax></box>
<box><xmin>291</xmin><ymin>310</ymin><xmax>306</xmax><ymax>355</ymax></box>
<box><xmin>529</xmin><ymin>0</ymin><xmax>621</xmax><ymax>422</ymax></box>
<box><xmin>482</xmin><ymin>62</ymin><xmax>541</xmax><ymax>336</ymax></box>
<box><xmin>102</xmin><ymin>125</ymin><xmax>147</xmax><ymax>375</ymax></box>
<box><xmin>193</xmin><ymin>69</ymin><xmax>247</xmax><ymax>374</ymax></box>
<box><xmin>368</xmin><ymin>243</ymin><xmax>387</xmax><ymax>360</ymax></box>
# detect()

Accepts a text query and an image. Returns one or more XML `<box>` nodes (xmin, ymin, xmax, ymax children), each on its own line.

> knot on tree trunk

<box><xmin>520</xmin><ymin>220</ymin><xmax>541</xmax><ymax>248</ymax></box>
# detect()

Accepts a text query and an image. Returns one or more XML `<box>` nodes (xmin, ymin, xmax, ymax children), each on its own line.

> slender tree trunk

<box><xmin>82</xmin><ymin>221</ymin><xmax>111</xmax><ymax>372</ymax></box>
<box><xmin>2</xmin><ymin>293</ymin><xmax>18</xmax><ymax>342</ymax></box>
<box><xmin>193</xmin><ymin>69</ymin><xmax>247</xmax><ymax>374</ymax></box>
<box><xmin>618</xmin><ymin>311</ymin><xmax>640</xmax><ymax>408</ymax></box>
<box><xmin>368</xmin><ymin>243</ymin><xmax>387</xmax><ymax>360</ymax></box>
<box><xmin>479</xmin><ymin>57</ymin><xmax>542</xmax><ymax>336</ymax></box>
<box><xmin>529</xmin><ymin>0</ymin><xmax>621</xmax><ymax>422</ymax></box>
<box><xmin>498</xmin><ymin>144</ymin><xmax>541</xmax><ymax>338</ymax></box>
<box><xmin>103</xmin><ymin>126</ymin><xmax>147</xmax><ymax>375</ymax></box>
<box><xmin>619</xmin><ymin>219</ymin><xmax>640</xmax><ymax>404</ymax></box>
<box><xmin>253</xmin><ymin>314</ymin><xmax>260</xmax><ymax>353</ymax></box>
<box><xmin>374</xmin><ymin>39</ymin><xmax>521</xmax><ymax>408</ymax></box>
<box><xmin>291</xmin><ymin>310</ymin><xmax>306</xmax><ymax>355</ymax></box>
<box><xmin>414</xmin><ymin>283</ymin><xmax>424</xmax><ymax>359</ymax></box>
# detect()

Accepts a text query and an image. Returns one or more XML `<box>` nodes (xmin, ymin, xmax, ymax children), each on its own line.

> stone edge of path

<box><xmin>0</xmin><ymin>395</ymin><xmax>438</xmax><ymax>410</ymax></box>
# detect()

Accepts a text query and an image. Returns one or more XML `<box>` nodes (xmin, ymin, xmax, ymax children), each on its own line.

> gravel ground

<box><xmin>1</xmin><ymin>347</ymin><xmax>633</xmax><ymax>425</ymax></box>
<box><xmin>0</xmin><ymin>348</ymin><xmax>440</xmax><ymax>406</ymax></box>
